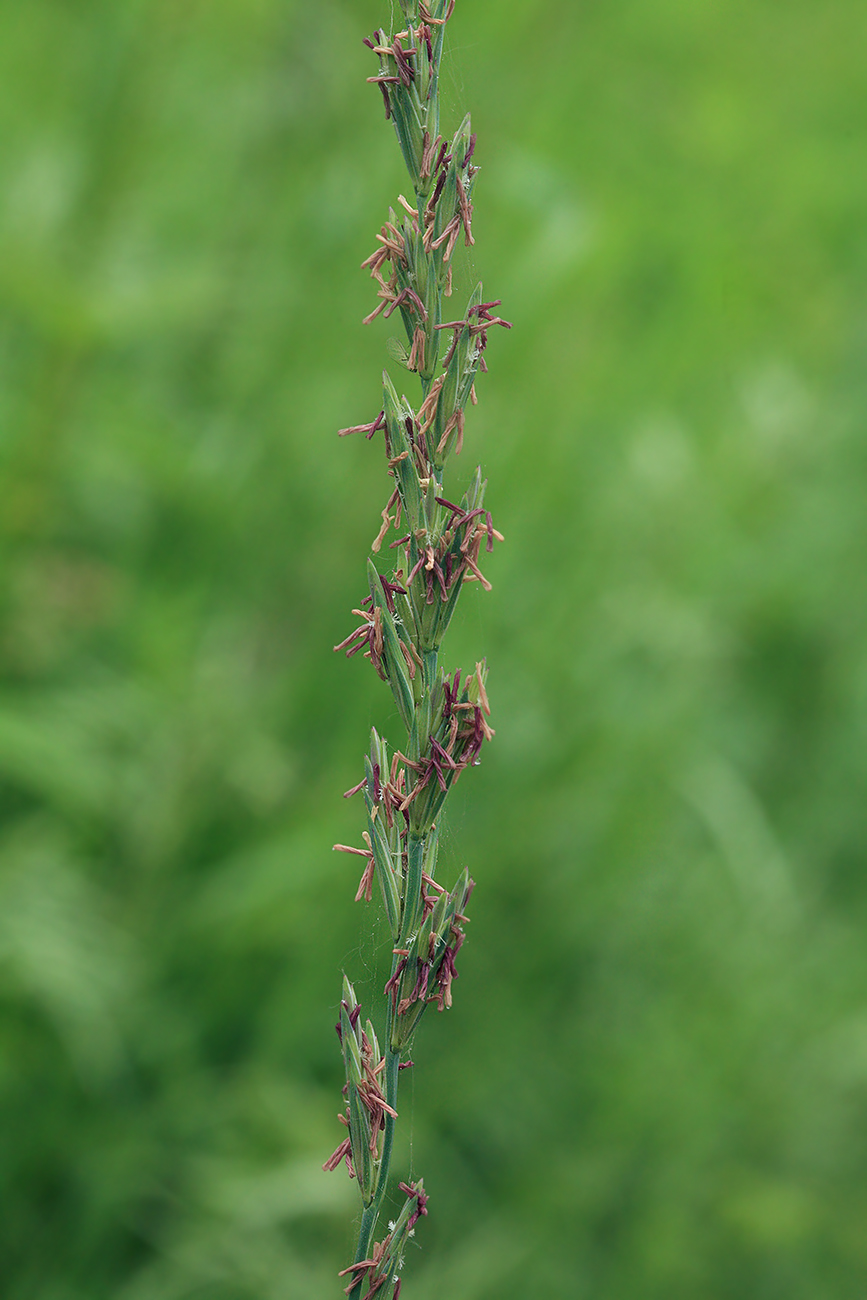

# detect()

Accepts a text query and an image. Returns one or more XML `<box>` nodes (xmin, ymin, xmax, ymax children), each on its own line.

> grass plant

<box><xmin>3</xmin><ymin>2</ymin><xmax>867</xmax><ymax>1297</ymax></box>
<box><xmin>324</xmin><ymin>3</ymin><xmax>508</xmax><ymax>1294</ymax></box>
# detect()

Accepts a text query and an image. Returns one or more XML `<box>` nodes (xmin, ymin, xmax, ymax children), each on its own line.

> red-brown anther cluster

<box><xmin>332</xmin><ymin>833</ymin><xmax>376</xmax><ymax>901</ymax></box>
<box><xmin>427</xmin><ymin>137</ymin><xmax>476</xmax><ymax>255</ymax></box>
<box><xmin>380</xmin><ymin>753</ymin><xmax>414</xmax><ymax>828</ymax></box>
<box><xmin>325</xmin><ymin>1006</ymin><xmax>398</xmax><ymax>1186</ymax></box>
<box><xmin>398</xmin><ymin>1180</ymin><xmax>430</xmax><ymax>1230</ymax></box>
<box><xmin>383</xmin><ymin>956</ymin><xmax>407</xmax><ymax>1008</ymax></box>
<box><xmin>396</xmin><ymin>668</ymin><xmax>493</xmax><ymax>817</ymax></box>
<box><xmin>429</xmin><ymin>932</ymin><xmax>460</xmax><ymax>1011</ymax></box>
<box><xmin>363</xmin><ymin>1</ymin><xmax>454</xmax><ymax>124</ymax></box>
<box><xmin>388</xmin><ymin>35</ymin><xmax>417</xmax><ymax>88</ymax></box>
<box><xmin>468</xmin><ymin>297</ymin><xmax>513</xmax><ymax>374</ymax></box>
<box><xmin>346</xmin><ymin>748</ymin><xmax>413</xmax><ymax>827</ymax></box>
<box><xmin>429</xmin><ymin>498</ymin><xmax>504</xmax><ymax>588</ymax></box>
<box><xmin>379</xmin><ymin>575</ymin><xmax>408</xmax><ymax>614</ymax></box>
<box><xmin>435</xmin><ymin>298</ymin><xmax>512</xmax><ymax>376</ymax></box>
<box><xmin>421</xmin><ymin>869</ymin><xmax>446</xmax><ymax>918</ymax></box>
<box><xmin>421</xmin><ymin>0</ymin><xmax>456</xmax><ymax>22</ymax></box>
<box><xmin>395</xmin><ymin>501</ymin><xmax>502</xmax><ymax>602</ymax></box>
<box><xmin>357</xmin><ymin>1027</ymin><xmax>398</xmax><ymax>1154</ymax></box>
<box><xmin>359</xmin><ymin>221</ymin><xmax>409</xmax><ymax>325</ymax></box>
<box><xmin>338</xmin><ymin>409</ymin><xmax>387</xmax><ymax>442</ymax></box>
<box><xmin>324</xmin><ymin>997</ymin><xmax>363</xmax><ymax>1177</ymax></box>
<box><xmin>397</xmin><ymin>959</ymin><xmax>429</xmax><ymax>1016</ymax></box>
<box><xmin>339</xmin><ymin>1235</ymin><xmax>391</xmax><ymax>1296</ymax></box>
<box><xmin>384</xmin><ymin>895</ymin><xmax>474</xmax><ymax>1020</ymax></box>
<box><xmin>363</xmin><ymin>27</ymin><xmax>401</xmax><ymax>121</ymax></box>
<box><xmin>333</xmin><ymin>596</ymin><xmax>386</xmax><ymax>679</ymax></box>
<box><xmin>323</xmin><ymin>1115</ymin><xmax>355</xmax><ymax>1178</ymax></box>
<box><xmin>357</xmin><ymin>58</ymin><xmax>479</xmax><ymax>354</ymax></box>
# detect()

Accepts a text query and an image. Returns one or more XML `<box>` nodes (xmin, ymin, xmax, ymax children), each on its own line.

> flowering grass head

<box><xmin>327</xmin><ymin>3</ymin><xmax>507</xmax><ymax>1293</ymax></box>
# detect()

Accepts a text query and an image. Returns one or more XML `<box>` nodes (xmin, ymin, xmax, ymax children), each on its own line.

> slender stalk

<box><xmin>352</xmin><ymin>1049</ymin><xmax>401</xmax><ymax>1270</ymax></box>
<box><xmin>325</xmin><ymin>3</ymin><xmax>510</xmax><ymax>1295</ymax></box>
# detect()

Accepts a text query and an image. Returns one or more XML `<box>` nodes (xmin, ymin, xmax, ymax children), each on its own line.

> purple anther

<box><xmin>380</xmin><ymin>576</ymin><xmax>408</xmax><ymax>614</ymax></box>
<box><xmin>430</xmin><ymin>167</ymin><xmax>447</xmax><ymax>208</ymax></box>
<box><xmin>404</xmin><ymin>286</ymin><xmax>428</xmax><ymax>321</ymax></box>
<box><xmin>434</xmin><ymin>495</ymin><xmax>462</xmax><ymax>517</ymax></box>
<box><xmin>384</xmin><ymin>958</ymin><xmax>408</xmax><ymax>1005</ymax></box>
<box><xmin>407</xmin><ymin>554</ymin><xmax>426</xmax><ymax>584</ymax></box>
<box><xmin>430</xmin><ymin>737</ymin><xmax>457</xmax><ymax>769</ymax></box>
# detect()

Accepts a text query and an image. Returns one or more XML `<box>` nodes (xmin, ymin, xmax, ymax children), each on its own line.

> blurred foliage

<box><xmin>1</xmin><ymin>0</ymin><xmax>867</xmax><ymax>1296</ymax></box>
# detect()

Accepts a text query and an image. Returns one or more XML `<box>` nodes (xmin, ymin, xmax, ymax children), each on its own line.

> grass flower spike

<box><xmin>327</xmin><ymin>3</ymin><xmax>508</xmax><ymax>1293</ymax></box>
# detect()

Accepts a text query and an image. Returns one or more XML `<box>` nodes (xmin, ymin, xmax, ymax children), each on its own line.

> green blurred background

<box><xmin>2</xmin><ymin>0</ymin><xmax>866</xmax><ymax>1295</ymax></box>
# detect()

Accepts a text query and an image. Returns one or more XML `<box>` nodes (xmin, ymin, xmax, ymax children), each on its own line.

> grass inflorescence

<box><xmin>324</xmin><ymin>2</ymin><xmax>509</xmax><ymax>1295</ymax></box>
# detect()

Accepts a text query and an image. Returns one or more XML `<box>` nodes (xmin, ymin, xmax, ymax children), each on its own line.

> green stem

<box><xmin>351</xmin><ymin>1046</ymin><xmax>401</xmax><ymax>1277</ymax></box>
